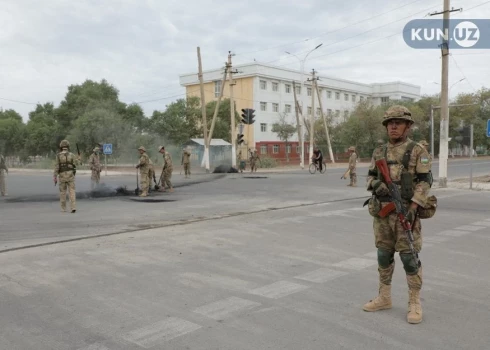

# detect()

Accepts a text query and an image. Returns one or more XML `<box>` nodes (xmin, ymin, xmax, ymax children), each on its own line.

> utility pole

<box><xmin>307</xmin><ymin>69</ymin><xmax>318</xmax><ymax>164</ymax></box>
<box><xmin>207</xmin><ymin>66</ymin><xmax>227</xmax><ymax>147</ymax></box>
<box><xmin>429</xmin><ymin>0</ymin><xmax>462</xmax><ymax>188</ymax></box>
<box><xmin>228</xmin><ymin>52</ymin><xmax>237</xmax><ymax>167</ymax></box>
<box><xmin>314</xmin><ymin>81</ymin><xmax>335</xmax><ymax>163</ymax></box>
<box><xmin>292</xmin><ymin>81</ymin><xmax>303</xmax><ymax>168</ymax></box>
<box><xmin>197</xmin><ymin>47</ymin><xmax>209</xmax><ymax>173</ymax></box>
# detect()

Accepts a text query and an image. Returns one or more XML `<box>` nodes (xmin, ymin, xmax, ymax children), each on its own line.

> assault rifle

<box><xmin>375</xmin><ymin>158</ymin><xmax>419</xmax><ymax>267</ymax></box>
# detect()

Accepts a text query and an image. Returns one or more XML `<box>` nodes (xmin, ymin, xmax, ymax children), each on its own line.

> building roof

<box><xmin>189</xmin><ymin>138</ymin><xmax>231</xmax><ymax>146</ymax></box>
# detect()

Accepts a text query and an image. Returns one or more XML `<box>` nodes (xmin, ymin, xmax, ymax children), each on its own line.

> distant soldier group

<box><xmin>135</xmin><ymin>145</ymin><xmax>177</xmax><ymax>197</ymax></box>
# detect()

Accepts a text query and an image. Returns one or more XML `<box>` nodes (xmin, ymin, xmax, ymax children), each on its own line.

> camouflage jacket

<box><xmin>138</xmin><ymin>153</ymin><xmax>150</xmax><ymax>173</ymax></box>
<box><xmin>88</xmin><ymin>153</ymin><xmax>101</xmax><ymax>172</ymax></box>
<box><xmin>367</xmin><ymin>138</ymin><xmax>432</xmax><ymax>207</ymax></box>
<box><xmin>181</xmin><ymin>151</ymin><xmax>191</xmax><ymax>164</ymax></box>
<box><xmin>0</xmin><ymin>155</ymin><xmax>7</xmax><ymax>171</ymax></box>
<box><xmin>163</xmin><ymin>151</ymin><xmax>173</xmax><ymax>170</ymax></box>
<box><xmin>54</xmin><ymin>150</ymin><xmax>78</xmax><ymax>175</ymax></box>
<box><xmin>348</xmin><ymin>153</ymin><xmax>357</xmax><ymax>171</ymax></box>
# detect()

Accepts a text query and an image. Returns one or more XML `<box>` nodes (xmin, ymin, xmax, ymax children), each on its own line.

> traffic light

<box><xmin>455</xmin><ymin>126</ymin><xmax>471</xmax><ymax>146</ymax></box>
<box><xmin>237</xmin><ymin>134</ymin><xmax>244</xmax><ymax>145</ymax></box>
<box><xmin>240</xmin><ymin>108</ymin><xmax>256</xmax><ymax>124</ymax></box>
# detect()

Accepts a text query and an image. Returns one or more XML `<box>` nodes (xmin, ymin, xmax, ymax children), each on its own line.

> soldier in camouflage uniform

<box><xmin>0</xmin><ymin>153</ymin><xmax>8</xmax><ymax>196</ymax></box>
<box><xmin>347</xmin><ymin>146</ymin><xmax>357</xmax><ymax>187</ymax></box>
<box><xmin>363</xmin><ymin>105</ymin><xmax>433</xmax><ymax>324</ymax></box>
<box><xmin>249</xmin><ymin>149</ymin><xmax>260</xmax><ymax>172</ymax></box>
<box><xmin>181</xmin><ymin>147</ymin><xmax>191</xmax><ymax>178</ymax></box>
<box><xmin>420</xmin><ymin>140</ymin><xmax>432</xmax><ymax>161</ymax></box>
<box><xmin>148</xmin><ymin>157</ymin><xmax>156</xmax><ymax>191</ymax></box>
<box><xmin>88</xmin><ymin>147</ymin><xmax>101</xmax><ymax>190</ymax></box>
<box><xmin>159</xmin><ymin>146</ymin><xmax>174</xmax><ymax>192</ymax></box>
<box><xmin>53</xmin><ymin>140</ymin><xmax>79</xmax><ymax>213</ymax></box>
<box><xmin>135</xmin><ymin>146</ymin><xmax>150</xmax><ymax>197</ymax></box>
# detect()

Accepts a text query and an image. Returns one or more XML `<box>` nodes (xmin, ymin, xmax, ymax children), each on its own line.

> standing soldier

<box><xmin>237</xmin><ymin>150</ymin><xmax>245</xmax><ymax>173</ymax></box>
<box><xmin>135</xmin><ymin>146</ymin><xmax>150</xmax><ymax>197</ymax></box>
<box><xmin>363</xmin><ymin>105</ymin><xmax>433</xmax><ymax>324</ymax></box>
<box><xmin>53</xmin><ymin>140</ymin><xmax>78</xmax><ymax>213</ymax></box>
<box><xmin>158</xmin><ymin>146</ymin><xmax>174</xmax><ymax>192</ymax></box>
<box><xmin>346</xmin><ymin>146</ymin><xmax>357</xmax><ymax>187</ymax></box>
<box><xmin>0</xmin><ymin>153</ymin><xmax>8</xmax><ymax>196</ymax></box>
<box><xmin>249</xmin><ymin>149</ymin><xmax>260</xmax><ymax>173</ymax></box>
<box><xmin>88</xmin><ymin>147</ymin><xmax>101</xmax><ymax>190</ymax></box>
<box><xmin>181</xmin><ymin>147</ymin><xmax>191</xmax><ymax>178</ymax></box>
<box><xmin>148</xmin><ymin>157</ymin><xmax>157</xmax><ymax>191</ymax></box>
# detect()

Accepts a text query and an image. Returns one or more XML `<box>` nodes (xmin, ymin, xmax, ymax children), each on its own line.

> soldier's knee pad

<box><xmin>377</xmin><ymin>249</ymin><xmax>394</xmax><ymax>268</ymax></box>
<box><xmin>400</xmin><ymin>253</ymin><xmax>420</xmax><ymax>275</ymax></box>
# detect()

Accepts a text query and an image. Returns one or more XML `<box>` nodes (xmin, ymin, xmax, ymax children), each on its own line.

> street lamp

<box><xmin>285</xmin><ymin>43</ymin><xmax>323</xmax><ymax>169</ymax></box>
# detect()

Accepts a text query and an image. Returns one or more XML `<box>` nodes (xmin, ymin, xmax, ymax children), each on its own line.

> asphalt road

<box><xmin>0</xmin><ymin>160</ymin><xmax>489</xmax><ymax>349</ymax></box>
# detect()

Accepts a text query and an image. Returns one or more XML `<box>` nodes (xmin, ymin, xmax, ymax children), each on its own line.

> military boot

<box><xmin>406</xmin><ymin>267</ymin><xmax>423</xmax><ymax>324</ymax></box>
<box><xmin>363</xmin><ymin>283</ymin><xmax>392</xmax><ymax>311</ymax></box>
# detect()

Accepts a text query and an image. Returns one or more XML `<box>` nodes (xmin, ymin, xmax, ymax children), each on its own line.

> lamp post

<box><xmin>285</xmin><ymin>43</ymin><xmax>323</xmax><ymax>169</ymax></box>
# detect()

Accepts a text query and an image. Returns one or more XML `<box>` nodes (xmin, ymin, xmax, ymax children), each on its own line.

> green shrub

<box><xmin>258</xmin><ymin>156</ymin><xmax>278</xmax><ymax>168</ymax></box>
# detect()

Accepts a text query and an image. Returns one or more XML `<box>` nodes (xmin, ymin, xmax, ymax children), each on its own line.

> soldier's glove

<box><xmin>405</xmin><ymin>207</ymin><xmax>417</xmax><ymax>225</ymax></box>
<box><xmin>372</xmin><ymin>180</ymin><xmax>389</xmax><ymax>196</ymax></box>
<box><xmin>135</xmin><ymin>164</ymin><xmax>140</xmax><ymax>169</ymax></box>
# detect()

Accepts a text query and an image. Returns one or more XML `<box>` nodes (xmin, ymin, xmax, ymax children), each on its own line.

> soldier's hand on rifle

<box><xmin>135</xmin><ymin>164</ymin><xmax>140</xmax><ymax>169</ymax></box>
<box><xmin>371</xmin><ymin>180</ymin><xmax>389</xmax><ymax>196</ymax></box>
<box><xmin>405</xmin><ymin>205</ymin><xmax>418</xmax><ymax>225</ymax></box>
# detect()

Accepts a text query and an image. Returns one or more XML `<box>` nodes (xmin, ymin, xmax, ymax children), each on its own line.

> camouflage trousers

<box><xmin>58</xmin><ymin>171</ymin><xmax>76</xmax><ymax>211</ymax></box>
<box><xmin>183</xmin><ymin>162</ymin><xmax>190</xmax><ymax>176</ymax></box>
<box><xmin>91</xmin><ymin>170</ymin><xmax>100</xmax><ymax>189</ymax></box>
<box><xmin>349</xmin><ymin>170</ymin><xmax>357</xmax><ymax>186</ymax></box>
<box><xmin>0</xmin><ymin>170</ymin><xmax>6</xmax><ymax>196</ymax></box>
<box><xmin>250</xmin><ymin>161</ymin><xmax>257</xmax><ymax>172</ymax></box>
<box><xmin>148</xmin><ymin>168</ymin><xmax>155</xmax><ymax>187</ymax></box>
<box><xmin>374</xmin><ymin>209</ymin><xmax>423</xmax><ymax>289</ymax></box>
<box><xmin>140</xmin><ymin>171</ymin><xmax>150</xmax><ymax>194</ymax></box>
<box><xmin>161</xmin><ymin>167</ymin><xmax>173</xmax><ymax>189</ymax></box>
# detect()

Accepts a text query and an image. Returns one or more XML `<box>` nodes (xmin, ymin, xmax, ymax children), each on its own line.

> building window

<box><xmin>260</xmin><ymin>123</ymin><xmax>267</xmax><ymax>132</ymax></box>
<box><xmin>381</xmin><ymin>97</ymin><xmax>390</xmax><ymax>103</ymax></box>
<box><xmin>272</xmin><ymin>103</ymin><xmax>279</xmax><ymax>112</ymax></box>
<box><xmin>260</xmin><ymin>145</ymin><xmax>267</xmax><ymax>154</ymax></box>
<box><xmin>307</xmin><ymin>87</ymin><xmax>312</xmax><ymax>96</ymax></box>
<box><xmin>285</xmin><ymin>104</ymin><xmax>291</xmax><ymax>113</ymax></box>
<box><xmin>316</xmin><ymin>107</ymin><xmax>321</xmax><ymax>116</ymax></box>
<box><xmin>344</xmin><ymin>93</ymin><xmax>349</xmax><ymax>101</ymax></box>
<box><xmin>272</xmin><ymin>82</ymin><xmax>279</xmax><ymax>92</ymax></box>
<box><xmin>273</xmin><ymin>145</ymin><xmax>279</xmax><ymax>154</ymax></box>
<box><xmin>260</xmin><ymin>102</ymin><xmax>267</xmax><ymax>111</ymax></box>
<box><xmin>286</xmin><ymin>145</ymin><xmax>291</xmax><ymax>154</ymax></box>
<box><xmin>214</xmin><ymin>80</ymin><xmax>222</xmax><ymax>97</ymax></box>
<box><xmin>327</xmin><ymin>91</ymin><xmax>332</xmax><ymax>98</ymax></box>
<box><xmin>335</xmin><ymin>92</ymin><xmax>340</xmax><ymax>100</ymax></box>
<box><xmin>352</xmin><ymin>95</ymin><xmax>356</xmax><ymax>102</ymax></box>
<box><xmin>335</xmin><ymin>110</ymin><xmax>340</xmax><ymax>117</ymax></box>
<box><xmin>401</xmin><ymin>96</ymin><xmax>414</xmax><ymax>102</ymax></box>
<box><xmin>296</xmin><ymin>145</ymin><xmax>300</xmax><ymax>153</ymax></box>
<box><xmin>327</xmin><ymin>109</ymin><xmax>332</xmax><ymax>116</ymax></box>
<box><xmin>285</xmin><ymin>84</ymin><xmax>291</xmax><ymax>93</ymax></box>
<box><xmin>344</xmin><ymin>110</ymin><xmax>349</xmax><ymax>120</ymax></box>
<box><xmin>307</xmin><ymin>107</ymin><xmax>312</xmax><ymax>116</ymax></box>
<box><xmin>260</xmin><ymin>80</ymin><xmax>267</xmax><ymax>90</ymax></box>
<box><xmin>360</xmin><ymin>96</ymin><xmax>364</xmax><ymax>101</ymax></box>
<box><xmin>295</xmin><ymin>85</ymin><xmax>301</xmax><ymax>94</ymax></box>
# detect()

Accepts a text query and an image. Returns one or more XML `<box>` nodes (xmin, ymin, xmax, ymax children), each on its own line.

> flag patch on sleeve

<box><xmin>420</xmin><ymin>156</ymin><xmax>429</xmax><ymax>164</ymax></box>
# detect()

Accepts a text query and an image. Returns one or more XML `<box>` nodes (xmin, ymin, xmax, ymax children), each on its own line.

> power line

<box><xmin>236</xmin><ymin>0</ymin><xmax>425</xmax><ymax>57</ymax></box>
<box><xmin>0</xmin><ymin>97</ymin><xmax>37</xmax><ymax>105</ymax></box>
<box><xmin>450</xmin><ymin>54</ymin><xmax>476</xmax><ymax>92</ymax></box>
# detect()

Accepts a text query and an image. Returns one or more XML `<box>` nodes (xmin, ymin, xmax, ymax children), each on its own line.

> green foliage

<box><xmin>258</xmin><ymin>156</ymin><xmax>278</xmax><ymax>168</ymax></box>
<box><xmin>205</xmin><ymin>98</ymin><xmax>240</xmax><ymax>143</ymax></box>
<box><xmin>272</xmin><ymin>113</ymin><xmax>297</xmax><ymax>161</ymax></box>
<box><xmin>0</xmin><ymin>109</ymin><xmax>26</xmax><ymax>155</ymax></box>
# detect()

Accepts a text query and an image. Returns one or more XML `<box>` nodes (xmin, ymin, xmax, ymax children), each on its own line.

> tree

<box><xmin>24</xmin><ymin>103</ymin><xmax>63</xmax><ymax>156</ymax></box>
<box><xmin>0</xmin><ymin>113</ymin><xmax>26</xmax><ymax>156</ymax></box>
<box><xmin>272</xmin><ymin>113</ymin><xmax>296</xmax><ymax>162</ymax></box>
<box><xmin>204</xmin><ymin>98</ymin><xmax>240</xmax><ymax>143</ymax></box>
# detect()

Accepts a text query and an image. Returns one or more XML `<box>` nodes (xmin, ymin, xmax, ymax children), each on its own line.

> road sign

<box><xmin>103</xmin><ymin>143</ymin><xmax>112</xmax><ymax>155</ymax></box>
<box><xmin>487</xmin><ymin>119</ymin><xmax>490</xmax><ymax>137</ymax></box>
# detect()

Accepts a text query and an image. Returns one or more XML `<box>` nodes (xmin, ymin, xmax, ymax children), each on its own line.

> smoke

<box><xmin>213</xmin><ymin>164</ymin><xmax>238</xmax><ymax>173</ymax></box>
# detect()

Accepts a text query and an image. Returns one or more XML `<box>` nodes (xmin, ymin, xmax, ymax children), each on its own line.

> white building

<box><xmin>179</xmin><ymin>62</ymin><xmax>421</xmax><ymax>146</ymax></box>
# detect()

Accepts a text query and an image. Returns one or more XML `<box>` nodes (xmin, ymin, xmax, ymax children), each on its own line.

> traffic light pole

<box><xmin>470</xmin><ymin>124</ymin><xmax>474</xmax><ymax>189</ymax></box>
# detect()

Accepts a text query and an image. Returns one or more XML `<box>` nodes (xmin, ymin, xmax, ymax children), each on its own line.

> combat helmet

<box><xmin>60</xmin><ymin>140</ymin><xmax>70</xmax><ymax>148</ymax></box>
<box><xmin>382</xmin><ymin>105</ymin><xmax>413</xmax><ymax>126</ymax></box>
<box><xmin>348</xmin><ymin>146</ymin><xmax>356</xmax><ymax>152</ymax></box>
<box><xmin>93</xmin><ymin>147</ymin><xmax>99</xmax><ymax>152</ymax></box>
<box><xmin>138</xmin><ymin>146</ymin><xmax>146</xmax><ymax>152</ymax></box>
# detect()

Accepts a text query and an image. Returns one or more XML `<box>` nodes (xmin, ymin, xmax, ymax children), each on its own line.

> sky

<box><xmin>1</xmin><ymin>0</ymin><xmax>489</xmax><ymax>122</ymax></box>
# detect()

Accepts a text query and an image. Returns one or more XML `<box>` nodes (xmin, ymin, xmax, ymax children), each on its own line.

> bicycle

<box><xmin>309</xmin><ymin>160</ymin><xmax>327</xmax><ymax>174</ymax></box>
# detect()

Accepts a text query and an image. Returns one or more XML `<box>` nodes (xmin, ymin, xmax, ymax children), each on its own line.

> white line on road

<box><xmin>332</xmin><ymin>257</ymin><xmax>378</xmax><ymax>270</ymax></box>
<box><xmin>193</xmin><ymin>296</ymin><xmax>261</xmax><ymax>320</ymax></box>
<box><xmin>123</xmin><ymin>317</ymin><xmax>202</xmax><ymax>348</ymax></box>
<box><xmin>249</xmin><ymin>280</ymin><xmax>309</xmax><ymax>299</ymax></box>
<box><xmin>294</xmin><ymin>268</ymin><xmax>348</xmax><ymax>283</ymax></box>
<box><xmin>454</xmin><ymin>225</ymin><xmax>487</xmax><ymax>232</ymax></box>
<box><xmin>77</xmin><ymin>344</ymin><xmax>110</xmax><ymax>350</ymax></box>
<box><xmin>471</xmin><ymin>221</ymin><xmax>490</xmax><ymax>227</ymax></box>
<box><xmin>437</xmin><ymin>229</ymin><xmax>471</xmax><ymax>237</ymax></box>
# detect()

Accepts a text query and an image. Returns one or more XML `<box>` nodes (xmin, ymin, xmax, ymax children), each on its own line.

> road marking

<box><xmin>363</xmin><ymin>251</ymin><xmax>378</xmax><ymax>258</ymax></box>
<box><xmin>471</xmin><ymin>221</ymin><xmax>490</xmax><ymax>227</ymax></box>
<box><xmin>179</xmin><ymin>272</ymin><xmax>257</xmax><ymax>292</ymax></box>
<box><xmin>309</xmin><ymin>208</ymin><xmax>364</xmax><ymax>218</ymax></box>
<box><xmin>424</xmin><ymin>236</ymin><xmax>450</xmax><ymax>243</ymax></box>
<box><xmin>454</xmin><ymin>225</ymin><xmax>486</xmax><ymax>232</ymax></box>
<box><xmin>193</xmin><ymin>297</ymin><xmax>260</xmax><ymax>320</ymax></box>
<box><xmin>123</xmin><ymin>317</ymin><xmax>202</xmax><ymax>348</ymax></box>
<box><xmin>332</xmin><ymin>257</ymin><xmax>377</xmax><ymax>270</ymax></box>
<box><xmin>437</xmin><ymin>229</ymin><xmax>471</xmax><ymax>237</ymax></box>
<box><xmin>294</xmin><ymin>268</ymin><xmax>348</xmax><ymax>283</ymax></box>
<box><xmin>249</xmin><ymin>280</ymin><xmax>309</xmax><ymax>299</ymax></box>
<box><xmin>77</xmin><ymin>344</ymin><xmax>110</xmax><ymax>350</ymax></box>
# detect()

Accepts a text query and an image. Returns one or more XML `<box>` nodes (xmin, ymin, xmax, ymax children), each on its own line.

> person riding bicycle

<box><xmin>312</xmin><ymin>147</ymin><xmax>323</xmax><ymax>172</ymax></box>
